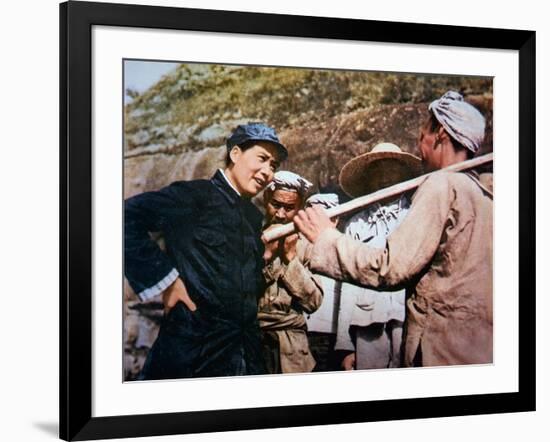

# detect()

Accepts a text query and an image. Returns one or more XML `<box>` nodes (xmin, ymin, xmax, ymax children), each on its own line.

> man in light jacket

<box><xmin>335</xmin><ymin>143</ymin><xmax>421</xmax><ymax>370</ymax></box>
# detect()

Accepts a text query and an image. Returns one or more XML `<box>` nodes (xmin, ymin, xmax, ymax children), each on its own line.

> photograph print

<box><xmin>123</xmin><ymin>60</ymin><xmax>494</xmax><ymax>381</ymax></box>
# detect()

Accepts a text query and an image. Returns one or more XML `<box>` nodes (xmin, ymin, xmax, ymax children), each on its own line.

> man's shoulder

<box><xmin>243</xmin><ymin>200</ymin><xmax>264</xmax><ymax>226</ymax></box>
<box><xmin>421</xmin><ymin>170</ymin><xmax>453</xmax><ymax>185</ymax></box>
<box><xmin>417</xmin><ymin>170</ymin><xmax>492</xmax><ymax>202</ymax></box>
<box><xmin>168</xmin><ymin>178</ymin><xmax>215</xmax><ymax>197</ymax></box>
<box><xmin>418</xmin><ymin>170</ymin><xmax>472</xmax><ymax>192</ymax></box>
<box><xmin>168</xmin><ymin>178</ymin><xmax>213</xmax><ymax>192</ymax></box>
<box><xmin>410</xmin><ymin>171</ymin><xmax>455</xmax><ymax>208</ymax></box>
<box><xmin>155</xmin><ymin>179</ymin><xmax>214</xmax><ymax>207</ymax></box>
<box><xmin>439</xmin><ymin>170</ymin><xmax>491</xmax><ymax>195</ymax></box>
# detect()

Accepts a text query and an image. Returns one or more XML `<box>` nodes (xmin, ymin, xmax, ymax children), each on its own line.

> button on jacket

<box><xmin>125</xmin><ymin>170</ymin><xmax>267</xmax><ymax>378</ymax></box>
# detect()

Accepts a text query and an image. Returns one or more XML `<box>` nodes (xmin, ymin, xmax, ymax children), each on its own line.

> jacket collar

<box><xmin>211</xmin><ymin>169</ymin><xmax>242</xmax><ymax>205</ymax></box>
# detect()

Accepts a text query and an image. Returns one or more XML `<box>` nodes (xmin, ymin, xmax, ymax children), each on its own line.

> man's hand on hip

<box><xmin>162</xmin><ymin>277</ymin><xmax>197</xmax><ymax>314</ymax></box>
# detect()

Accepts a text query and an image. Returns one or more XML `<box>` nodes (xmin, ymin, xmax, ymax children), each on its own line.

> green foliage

<box><xmin>124</xmin><ymin>62</ymin><xmax>492</xmax><ymax>150</ymax></box>
<box><xmin>378</xmin><ymin>73</ymin><xmax>493</xmax><ymax>104</ymax></box>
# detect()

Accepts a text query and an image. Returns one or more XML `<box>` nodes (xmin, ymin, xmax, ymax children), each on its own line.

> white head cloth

<box><xmin>266</xmin><ymin>170</ymin><xmax>313</xmax><ymax>198</ymax></box>
<box><xmin>305</xmin><ymin>193</ymin><xmax>339</xmax><ymax>209</ymax></box>
<box><xmin>429</xmin><ymin>91</ymin><xmax>486</xmax><ymax>154</ymax></box>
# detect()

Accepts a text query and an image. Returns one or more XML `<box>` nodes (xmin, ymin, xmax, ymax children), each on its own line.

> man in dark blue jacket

<box><xmin>125</xmin><ymin>123</ymin><xmax>287</xmax><ymax>379</ymax></box>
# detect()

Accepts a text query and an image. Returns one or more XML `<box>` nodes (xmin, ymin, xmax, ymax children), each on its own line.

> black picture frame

<box><xmin>60</xmin><ymin>1</ymin><xmax>536</xmax><ymax>440</ymax></box>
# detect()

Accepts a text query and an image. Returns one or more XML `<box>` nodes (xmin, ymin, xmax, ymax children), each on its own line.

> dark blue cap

<box><xmin>226</xmin><ymin>122</ymin><xmax>288</xmax><ymax>161</ymax></box>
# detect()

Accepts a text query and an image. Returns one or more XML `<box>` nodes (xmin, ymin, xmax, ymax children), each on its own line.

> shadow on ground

<box><xmin>33</xmin><ymin>422</ymin><xmax>58</xmax><ymax>438</ymax></box>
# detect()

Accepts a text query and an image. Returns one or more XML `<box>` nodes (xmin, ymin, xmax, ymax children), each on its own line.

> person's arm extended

<box><xmin>297</xmin><ymin>173</ymin><xmax>454</xmax><ymax>289</ymax></box>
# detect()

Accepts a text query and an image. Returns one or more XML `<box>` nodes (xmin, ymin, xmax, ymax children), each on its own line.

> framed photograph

<box><xmin>60</xmin><ymin>1</ymin><xmax>535</xmax><ymax>440</ymax></box>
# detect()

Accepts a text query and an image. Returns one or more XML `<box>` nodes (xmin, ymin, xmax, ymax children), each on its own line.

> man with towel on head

<box><xmin>295</xmin><ymin>91</ymin><xmax>493</xmax><ymax>367</ymax></box>
<box><xmin>259</xmin><ymin>171</ymin><xmax>324</xmax><ymax>374</ymax></box>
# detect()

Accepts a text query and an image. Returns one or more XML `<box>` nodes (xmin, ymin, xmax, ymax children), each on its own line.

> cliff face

<box><xmin>123</xmin><ymin>63</ymin><xmax>493</xmax><ymax>380</ymax></box>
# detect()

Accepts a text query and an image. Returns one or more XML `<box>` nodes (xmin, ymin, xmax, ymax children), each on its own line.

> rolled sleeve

<box><xmin>137</xmin><ymin>268</ymin><xmax>179</xmax><ymax>302</ymax></box>
<box><xmin>280</xmin><ymin>257</ymin><xmax>323</xmax><ymax>314</ymax></box>
<box><xmin>124</xmin><ymin>182</ymin><xmax>192</xmax><ymax>299</ymax></box>
<box><xmin>308</xmin><ymin>173</ymin><xmax>453</xmax><ymax>290</ymax></box>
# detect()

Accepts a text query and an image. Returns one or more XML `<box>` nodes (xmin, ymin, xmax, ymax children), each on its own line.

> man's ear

<box><xmin>435</xmin><ymin>125</ymin><xmax>450</xmax><ymax>146</ymax></box>
<box><xmin>228</xmin><ymin>145</ymin><xmax>242</xmax><ymax>165</ymax></box>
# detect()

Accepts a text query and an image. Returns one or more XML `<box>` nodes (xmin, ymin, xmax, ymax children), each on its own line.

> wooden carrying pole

<box><xmin>262</xmin><ymin>153</ymin><xmax>493</xmax><ymax>243</ymax></box>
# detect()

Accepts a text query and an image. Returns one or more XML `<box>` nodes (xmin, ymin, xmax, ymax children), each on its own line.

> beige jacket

<box><xmin>308</xmin><ymin>171</ymin><xmax>493</xmax><ymax>367</ymax></box>
<box><xmin>258</xmin><ymin>237</ymin><xmax>323</xmax><ymax>373</ymax></box>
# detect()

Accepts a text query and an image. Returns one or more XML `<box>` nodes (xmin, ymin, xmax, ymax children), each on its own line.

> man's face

<box><xmin>228</xmin><ymin>142</ymin><xmax>280</xmax><ymax>197</ymax></box>
<box><xmin>417</xmin><ymin>126</ymin><xmax>440</xmax><ymax>172</ymax></box>
<box><xmin>265</xmin><ymin>189</ymin><xmax>302</xmax><ymax>225</ymax></box>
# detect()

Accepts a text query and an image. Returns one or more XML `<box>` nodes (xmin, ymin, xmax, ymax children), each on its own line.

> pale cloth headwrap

<box><xmin>429</xmin><ymin>91</ymin><xmax>486</xmax><ymax>153</ymax></box>
<box><xmin>266</xmin><ymin>170</ymin><xmax>313</xmax><ymax>198</ymax></box>
<box><xmin>305</xmin><ymin>193</ymin><xmax>339</xmax><ymax>209</ymax></box>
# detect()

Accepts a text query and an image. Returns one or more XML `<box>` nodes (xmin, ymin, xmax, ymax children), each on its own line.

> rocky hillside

<box><xmin>124</xmin><ymin>64</ymin><xmax>492</xmax><ymax>197</ymax></box>
<box><xmin>123</xmin><ymin>63</ymin><xmax>493</xmax><ymax>380</ymax></box>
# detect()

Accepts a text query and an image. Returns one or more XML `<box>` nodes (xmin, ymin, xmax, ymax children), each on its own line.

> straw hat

<box><xmin>338</xmin><ymin>143</ymin><xmax>423</xmax><ymax>198</ymax></box>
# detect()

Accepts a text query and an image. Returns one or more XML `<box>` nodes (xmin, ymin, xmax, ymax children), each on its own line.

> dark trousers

<box><xmin>308</xmin><ymin>332</ymin><xmax>339</xmax><ymax>372</ymax></box>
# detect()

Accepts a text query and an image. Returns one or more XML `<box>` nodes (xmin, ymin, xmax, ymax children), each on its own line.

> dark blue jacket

<box><xmin>125</xmin><ymin>170</ymin><xmax>267</xmax><ymax>378</ymax></box>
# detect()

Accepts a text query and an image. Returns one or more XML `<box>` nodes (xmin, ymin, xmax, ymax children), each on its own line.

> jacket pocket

<box><xmin>355</xmin><ymin>291</ymin><xmax>377</xmax><ymax>311</ymax></box>
<box><xmin>192</xmin><ymin>226</ymin><xmax>227</xmax><ymax>261</ymax></box>
<box><xmin>193</xmin><ymin>226</ymin><xmax>226</xmax><ymax>247</ymax></box>
<box><xmin>191</xmin><ymin>226</ymin><xmax>229</xmax><ymax>290</ymax></box>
